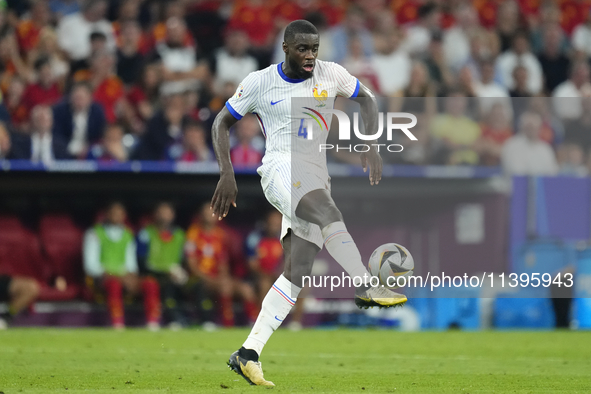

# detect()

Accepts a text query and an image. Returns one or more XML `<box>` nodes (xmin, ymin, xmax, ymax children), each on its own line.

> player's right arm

<box><xmin>211</xmin><ymin>73</ymin><xmax>260</xmax><ymax>220</ymax></box>
<box><xmin>211</xmin><ymin>106</ymin><xmax>239</xmax><ymax>220</ymax></box>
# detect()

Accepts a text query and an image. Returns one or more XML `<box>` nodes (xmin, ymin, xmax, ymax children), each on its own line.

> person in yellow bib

<box><xmin>83</xmin><ymin>201</ymin><xmax>161</xmax><ymax>330</ymax></box>
<box><xmin>137</xmin><ymin>202</ymin><xmax>187</xmax><ymax>328</ymax></box>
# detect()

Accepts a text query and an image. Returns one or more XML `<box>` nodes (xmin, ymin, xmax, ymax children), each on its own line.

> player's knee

<box><xmin>24</xmin><ymin>279</ymin><xmax>40</xmax><ymax>298</ymax></box>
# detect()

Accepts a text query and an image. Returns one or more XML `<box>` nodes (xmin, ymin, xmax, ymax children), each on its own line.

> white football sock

<box><xmin>322</xmin><ymin>221</ymin><xmax>371</xmax><ymax>285</ymax></box>
<box><xmin>243</xmin><ymin>274</ymin><xmax>301</xmax><ymax>356</ymax></box>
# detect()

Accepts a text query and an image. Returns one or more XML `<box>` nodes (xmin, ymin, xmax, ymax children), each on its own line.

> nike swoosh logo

<box><xmin>271</xmin><ymin>99</ymin><xmax>285</xmax><ymax>105</ymax></box>
<box><xmin>274</xmin><ymin>316</ymin><xmax>284</xmax><ymax>322</ymax></box>
<box><xmin>342</xmin><ymin>241</ymin><xmax>351</xmax><ymax>244</ymax></box>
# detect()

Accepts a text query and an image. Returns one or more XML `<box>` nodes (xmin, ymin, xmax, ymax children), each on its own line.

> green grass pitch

<box><xmin>1</xmin><ymin>328</ymin><xmax>590</xmax><ymax>393</ymax></box>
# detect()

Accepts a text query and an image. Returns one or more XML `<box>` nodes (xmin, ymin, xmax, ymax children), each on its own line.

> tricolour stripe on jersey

<box><xmin>272</xmin><ymin>284</ymin><xmax>296</xmax><ymax>305</ymax></box>
<box><xmin>225</xmin><ymin>102</ymin><xmax>243</xmax><ymax>120</ymax></box>
<box><xmin>253</xmin><ymin>112</ymin><xmax>267</xmax><ymax>138</ymax></box>
<box><xmin>303</xmin><ymin>107</ymin><xmax>328</xmax><ymax>130</ymax></box>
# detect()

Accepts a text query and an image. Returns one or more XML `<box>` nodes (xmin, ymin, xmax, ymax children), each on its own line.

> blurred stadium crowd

<box><xmin>0</xmin><ymin>0</ymin><xmax>588</xmax><ymax>173</ymax></box>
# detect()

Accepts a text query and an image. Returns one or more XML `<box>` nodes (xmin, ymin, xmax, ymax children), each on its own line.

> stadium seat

<box><xmin>0</xmin><ymin>215</ymin><xmax>50</xmax><ymax>283</ymax></box>
<box><xmin>38</xmin><ymin>214</ymin><xmax>84</xmax><ymax>300</ymax></box>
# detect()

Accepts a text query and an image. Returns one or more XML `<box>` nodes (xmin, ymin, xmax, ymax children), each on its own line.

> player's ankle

<box><xmin>239</xmin><ymin>346</ymin><xmax>260</xmax><ymax>362</ymax></box>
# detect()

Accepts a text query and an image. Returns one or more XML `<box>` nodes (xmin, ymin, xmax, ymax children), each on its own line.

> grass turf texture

<box><xmin>0</xmin><ymin>329</ymin><xmax>590</xmax><ymax>393</ymax></box>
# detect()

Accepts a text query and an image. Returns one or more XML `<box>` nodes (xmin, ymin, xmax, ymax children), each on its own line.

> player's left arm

<box><xmin>351</xmin><ymin>83</ymin><xmax>383</xmax><ymax>186</ymax></box>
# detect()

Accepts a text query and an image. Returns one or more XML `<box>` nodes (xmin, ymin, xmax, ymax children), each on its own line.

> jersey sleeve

<box><xmin>225</xmin><ymin>72</ymin><xmax>260</xmax><ymax>120</ymax></box>
<box><xmin>332</xmin><ymin>62</ymin><xmax>361</xmax><ymax>98</ymax></box>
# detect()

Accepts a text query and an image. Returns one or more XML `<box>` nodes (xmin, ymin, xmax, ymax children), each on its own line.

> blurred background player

<box><xmin>83</xmin><ymin>201</ymin><xmax>161</xmax><ymax>330</ymax></box>
<box><xmin>246</xmin><ymin>209</ymin><xmax>305</xmax><ymax>330</ymax></box>
<box><xmin>137</xmin><ymin>202</ymin><xmax>188</xmax><ymax>329</ymax></box>
<box><xmin>185</xmin><ymin>203</ymin><xmax>258</xmax><ymax>329</ymax></box>
<box><xmin>0</xmin><ymin>275</ymin><xmax>40</xmax><ymax>329</ymax></box>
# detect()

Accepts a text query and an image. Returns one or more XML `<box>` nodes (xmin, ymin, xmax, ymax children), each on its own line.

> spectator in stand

<box><xmin>423</xmin><ymin>32</ymin><xmax>453</xmax><ymax>92</ymax></box>
<box><xmin>501</xmin><ymin>112</ymin><xmax>558</xmax><ymax>176</ymax></box>
<box><xmin>116</xmin><ymin>20</ymin><xmax>145</xmax><ymax>87</ymax></box>
<box><xmin>137</xmin><ymin>202</ymin><xmax>188</xmax><ymax>328</ymax></box>
<box><xmin>0</xmin><ymin>274</ymin><xmax>40</xmax><ymax>329</ymax></box>
<box><xmin>342</xmin><ymin>35</ymin><xmax>380</xmax><ymax>94</ymax></box>
<box><xmin>553</xmin><ymin>61</ymin><xmax>591</xmax><ymax>121</ymax></box>
<box><xmin>10</xmin><ymin>105</ymin><xmax>69</xmax><ymax>165</ymax></box>
<box><xmin>509</xmin><ymin>65</ymin><xmax>531</xmax><ymax>98</ymax></box>
<box><xmin>0</xmin><ymin>121</ymin><xmax>10</xmax><ymax>159</ymax></box>
<box><xmin>538</xmin><ymin>24</ymin><xmax>570</xmax><ymax>95</ymax></box>
<box><xmin>245</xmin><ymin>209</ymin><xmax>284</xmax><ymax>302</ymax></box>
<box><xmin>227</xmin><ymin>0</ymin><xmax>275</xmax><ymax>50</ymax></box>
<box><xmin>57</xmin><ymin>0</ymin><xmax>116</xmax><ymax>63</ymax></box>
<box><xmin>125</xmin><ymin>63</ymin><xmax>160</xmax><ymax>134</ymax></box>
<box><xmin>211</xmin><ymin>29</ymin><xmax>258</xmax><ymax>91</ymax></box>
<box><xmin>474</xmin><ymin>59</ymin><xmax>512</xmax><ymax>122</ymax></box>
<box><xmin>556</xmin><ymin>142</ymin><xmax>587</xmax><ymax>177</ymax></box>
<box><xmin>0</xmin><ymin>32</ymin><xmax>33</xmax><ymax>94</ymax></box>
<box><xmin>52</xmin><ymin>81</ymin><xmax>106</xmax><ymax>158</ymax></box>
<box><xmin>231</xmin><ymin>114</ymin><xmax>264</xmax><ymax>168</ymax></box>
<box><xmin>22</xmin><ymin>57</ymin><xmax>63</xmax><ymax>114</ymax></box>
<box><xmin>15</xmin><ymin>0</ymin><xmax>51</xmax><ymax>55</ymax></box>
<box><xmin>430</xmin><ymin>91</ymin><xmax>482</xmax><ymax>165</ymax></box>
<box><xmin>151</xmin><ymin>1</ymin><xmax>192</xmax><ymax>46</ymax></box>
<box><xmin>496</xmin><ymin>31</ymin><xmax>543</xmax><ymax>96</ymax></box>
<box><xmin>564</xmin><ymin>97</ymin><xmax>591</xmax><ymax>154</ymax></box>
<box><xmin>27</xmin><ymin>27</ymin><xmax>69</xmax><ymax>85</ymax></box>
<box><xmin>463</xmin><ymin>29</ymin><xmax>501</xmax><ymax>85</ymax></box>
<box><xmin>87</xmin><ymin>123</ymin><xmax>128</xmax><ymax>163</ymax></box>
<box><xmin>572</xmin><ymin>6</ymin><xmax>591</xmax><ymax>59</ymax></box>
<box><xmin>530</xmin><ymin>3</ymin><xmax>568</xmax><ymax>55</ymax></box>
<box><xmin>528</xmin><ymin>96</ymin><xmax>564</xmax><ymax>146</ymax></box>
<box><xmin>153</xmin><ymin>17</ymin><xmax>208</xmax><ymax>96</ymax></box>
<box><xmin>73</xmin><ymin>50</ymin><xmax>126</xmax><ymax>125</ymax></box>
<box><xmin>395</xmin><ymin>61</ymin><xmax>437</xmax><ymax>116</ymax></box>
<box><xmin>495</xmin><ymin>0</ymin><xmax>521</xmax><ymax>52</ymax></box>
<box><xmin>478</xmin><ymin>103</ymin><xmax>513</xmax><ymax>166</ymax></box>
<box><xmin>372</xmin><ymin>28</ymin><xmax>411</xmax><ymax>97</ymax></box>
<box><xmin>443</xmin><ymin>3</ymin><xmax>480</xmax><ymax>71</ymax></box>
<box><xmin>329</xmin><ymin>5</ymin><xmax>374</xmax><ymax>64</ymax></box>
<box><xmin>167</xmin><ymin>121</ymin><xmax>214</xmax><ymax>163</ymax></box>
<box><xmin>185</xmin><ymin>203</ymin><xmax>259</xmax><ymax>328</ymax></box>
<box><xmin>400</xmin><ymin>2</ymin><xmax>442</xmax><ymax>58</ymax></box>
<box><xmin>83</xmin><ymin>201</ymin><xmax>161</xmax><ymax>330</ymax></box>
<box><xmin>5</xmin><ymin>76</ymin><xmax>28</xmax><ymax>130</ymax></box>
<box><xmin>133</xmin><ymin>93</ymin><xmax>189</xmax><ymax>160</ymax></box>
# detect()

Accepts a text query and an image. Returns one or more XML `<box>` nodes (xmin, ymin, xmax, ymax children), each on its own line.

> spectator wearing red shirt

<box><xmin>478</xmin><ymin>103</ymin><xmax>514</xmax><ymax>166</ymax></box>
<box><xmin>230</xmin><ymin>114</ymin><xmax>264</xmax><ymax>168</ymax></box>
<box><xmin>16</xmin><ymin>0</ymin><xmax>51</xmax><ymax>54</ymax></box>
<box><xmin>151</xmin><ymin>1</ymin><xmax>194</xmax><ymax>47</ymax></box>
<box><xmin>73</xmin><ymin>50</ymin><xmax>126</xmax><ymax>124</ymax></box>
<box><xmin>23</xmin><ymin>57</ymin><xmax>63</xmax><ymax>114</ymax></box>
<box><xmin>227</xmin><ymin>0</ymin><xmax>275</xmax><ymax>48</ymax></box>
<box><xmin>185</xmin><ymin>203</ymin><xmax>258</xmax><ymax>327</ymax></box>
<box><xmin>5</xmin><ymin>77</ymin><xmax>28</xmax><ymax>130</ymax></box>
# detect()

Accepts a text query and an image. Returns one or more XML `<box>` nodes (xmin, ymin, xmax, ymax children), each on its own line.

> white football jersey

<box><xmin>226</xmin><ymin>60</ymin><xmax>360</xmax><ymax>177</ymax></box>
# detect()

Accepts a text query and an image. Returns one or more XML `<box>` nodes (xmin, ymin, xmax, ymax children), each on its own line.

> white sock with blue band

<box><xmin>243</xmin><ymin>274</ymin><xmax>301</xmax><ymax>356</ymax></box>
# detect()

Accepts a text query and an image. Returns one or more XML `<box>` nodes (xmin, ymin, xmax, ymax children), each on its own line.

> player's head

<box><xmin>154</xmin><ymin>202</ymin><xmax>175</xmax><ymax>227</ymax></box>
<box><xmin>105</xmin><ymin>201</ymin><xmax>127</xmax><ymax>225</ymax></box>
<box><xmin>282</xmin><ymin>20</ymin><xmax>319</xmax><ymax>79</ymax></box>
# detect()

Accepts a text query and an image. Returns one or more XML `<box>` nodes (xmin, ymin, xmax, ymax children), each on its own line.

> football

<box><xmin>368</xmin><ymin>243</ymin><xmax>414</xmax><ymax>288</ymax></box>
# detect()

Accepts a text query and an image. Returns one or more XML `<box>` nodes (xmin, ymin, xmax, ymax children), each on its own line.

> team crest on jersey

<box><xmin>234</xmin><ymin>84</ymin><xmax>244</xmax><ymax>99</ymax></box>
<box><xmin>313</xmin><ymin>84</ymin><xmax>328</xmax><ymax>107</ymax></box>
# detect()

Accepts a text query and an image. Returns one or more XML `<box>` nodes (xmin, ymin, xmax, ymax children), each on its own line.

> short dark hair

<box><xmin>418</xmin><ymin>3</ymin><xmax>438</xmax><ymax>19</ymax></box>
<box><xmin>90</xmin><ymin>31</ymin><xmax>107</xmax><ymax>42</ymax></box>
<box><xmin>284</xmin><ymin>20</ymin><xmax>318</xmax><ymax>44</ymax></box>
<box><xmin>34</xmin><ymin>56</ymin><xmax>50</xmax><ymax>72</ymax></box>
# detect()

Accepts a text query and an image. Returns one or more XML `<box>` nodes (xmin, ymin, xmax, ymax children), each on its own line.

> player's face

<box><xmin>286</xmin><ymin>33</ymin><xmax>319</xmax><ymax>79</ymax></box>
